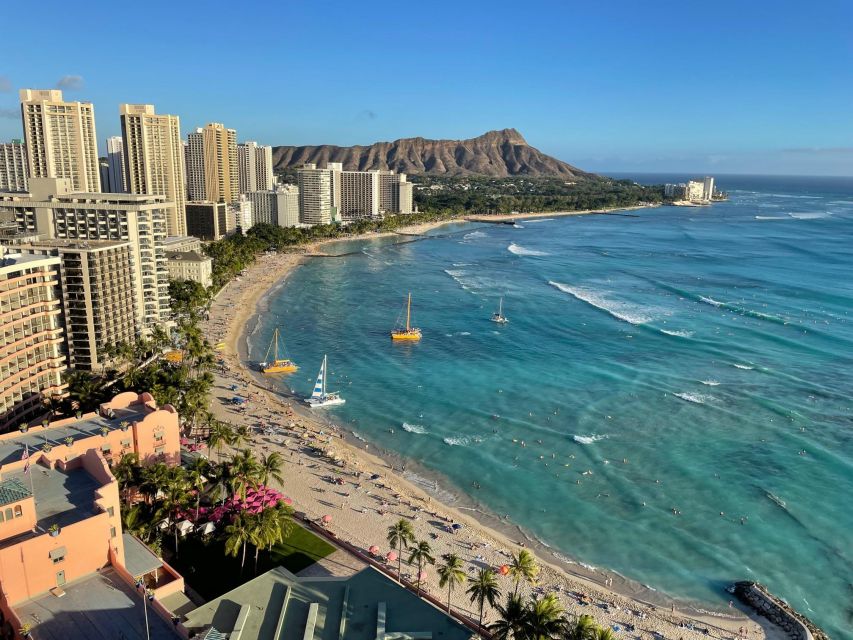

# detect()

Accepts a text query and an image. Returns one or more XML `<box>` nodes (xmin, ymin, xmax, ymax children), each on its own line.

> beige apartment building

<box><xmin>0</xmin><ymin>248</ymin><xmax>66</xmax><ymax>432</ymax></box>
<box><xmin>186</xmin><ymin>124</ymin><xmax>238</xmax><ymax>204</ymax></box>
<box><xmin>0</xmin><ymin>178</ymin><xmax>170</xmax><ymax>330</ymax></box>
<box><xmin>237</xmin><ymin>141</ymin><xmax>274</xmax><ymax>193</ymax></box>
<box><xmin>165</xmin><ymin>250</ymin><xmax>212</xmax><ymax>288</ymax></box>
<box><xmin>10</xmin><ymin>240</ymin><xmax>138</xmax><ymax>371</ymax></box>
<box><xmin>120</xmin><ymin>104</ymin><xmax>187</xmax><ymax>237</ymax></box>
<box><xmin>185</xmin><ymin>201</ymin><xmax>232</xmax><ymax>241</ymax></box>
<box><xmin>0</xmin><ymin>141</ymin><xmax>28</xmax><ymax>192</ymax></box>
<box><xmin>19</xmin><ymin>89</ymin><xmax>100</xmax><ymax>193</ymax></box>
<box><xmin>297</xmin><ymin>164</ymin><xmax>333</xmax><ymax>225</ymax></box>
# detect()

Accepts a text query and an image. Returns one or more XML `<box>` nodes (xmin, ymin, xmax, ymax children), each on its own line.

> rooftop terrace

<box><xmin>0</xmin><ymin>405</ymin><xmax>149</xmax><ymax>466</ymax></box>
<box><xmin>0</xmin><ymin>466</ymin><xmax>101</xmax><ymax>548</ymax></box>
<box><xmin>15</xmin><ymin>567</ymin><xmax>180</xmax><ymax>640</ymax></box>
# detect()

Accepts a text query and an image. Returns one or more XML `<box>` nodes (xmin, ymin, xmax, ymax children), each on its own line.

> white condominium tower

<box><xmin>0</xmin><ymin>141</ymin><xmax>28</xmax><ymax>192</ymax></box>
<box><xmin>19</xmin><ymin>89</ymin><xmax>101</xmax><ymax>192</ymax></box>
<box><xmin>105</xmin><ymin>136</ymin><xmax>127</xmax><ymax>193</ymax></box>
<box><xmin>185</xmin><ymin>124</ymin><xmax>238</xmax><ymax>204</ymax></box>
<box><xmin>297</xmin><ymin>164</ymin><xmax>333</xmax><ymax>225</ymax></box>
<box><xmin>238</xmin><ymin>142</ymin><xmax>274</xmax><ymax>193</ymax></box>
<box><xmin>120</xmin><ymin>104</ymin><xmax>187</xmax><ymax>236</ymax></box>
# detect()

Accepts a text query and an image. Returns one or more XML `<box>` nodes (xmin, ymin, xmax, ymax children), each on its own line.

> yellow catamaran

<box><xmin>391</xmin><ymin>293</ymin><xmax>422</xmax><ymax>341</ymax></box>
<box><xmin>259</xmin><ymin>327</ymin><xmax>298</xmax><ymax>373</ymax></box>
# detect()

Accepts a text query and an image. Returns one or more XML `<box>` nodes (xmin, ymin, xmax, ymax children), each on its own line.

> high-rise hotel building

<box><xmin>0</xmin><ymin>141</ymin><xmax>28</xmax><ymax>192</ymax></box>
<box><xmin>104</xmin><ymin>136</ymin><xmax>126</xmax><ymax>193</ymax></box>
<box><xmin>237</xmin><ymin>141</ymin><xmax>274</xmax><ymax>194</ymax></box>
<box><xmin>0</xmin><ymin>178</ymin><xmax>170</xmax><ymax>330</ymax></box>
<box><xmin>297</xmin><ymin>164</ymin><xmax>333</xmax><ymax>225</ymax></box>
<box><xmin>19</xmin><ymin>89</ymin><xmax>100</xmax><ymax>192</ymax></box>
<box><xmin>120</xmin><ymin>104</ymin><xmax>187</xmax><ymax>236</ymax></box>
<box><xmin>186</xmin><ymin>124</ymin><xmax>238</xmax><ymax>204</ymax></box>
<box><xmin>0</xmin><ymin>247</ymin><xmax>66</xmax><ymax>432</ymax></box>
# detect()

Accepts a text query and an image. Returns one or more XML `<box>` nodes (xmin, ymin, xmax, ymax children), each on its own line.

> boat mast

<box><xmin>499</xmin><ymin>298</ymin><xmax>503</xmax><ymax>316</ymax></box>
<box><xmin>322</xmin><ymin>355</ymin><xmax>327</xmax><ymax>398</ymax></box>
<box><xmin>406</xmin><ymin>293</ymin><xmax>412</xmax><ymax>331</ymax></box>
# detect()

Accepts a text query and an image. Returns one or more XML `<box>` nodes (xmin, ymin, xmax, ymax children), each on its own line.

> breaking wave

<box><xmin>673</xmin><ymin>392</ymin><xmax>712</xmax><ymax>405</ymax></box>
<box><xmin>549</xmin><ymin>281</ymin><xmax>654</xmax><ymax>325</ymax></box>
<box><xmin>508</xmin><ymin>243</ymin><xmax>549</xmax><ymax>257</ymax></box>
<box><xmin>701</xmin><ymin>380</ymin><xmax>721</xmax><ymax>386</ymax></box>
<box><xmin>402</xmin><ymin>422</ymin><xmax>427</xmax><ymax>434</ymax></box>
<box><xmin>463</xmin><ymin>230</ymin><xmax>487</xmax><ymax>240</ymax></box>
<box><xmin>660</xmin><ymin>329</ymin><xmax>693</xmax><ymax>338</ymax></box>
<box><xmin>573</xmin><ymin>434</ymin><xmax>608</xmax><ymax>444</ymax></box>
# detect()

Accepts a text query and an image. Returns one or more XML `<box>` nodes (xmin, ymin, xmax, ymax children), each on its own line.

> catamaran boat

<box><xmin>305</xmin><ymin>355</ymin><xmax>345</xmax><ymax>408</ymax></box>
<box><xmin>259</xmin><ymin>327</ymin><xmax>297</xmax><ymax>374</ymax></box>
<box><xmin>391</xmin><ymin>292</ymin><xmax>422</xmax><ymax>341</ymax></box>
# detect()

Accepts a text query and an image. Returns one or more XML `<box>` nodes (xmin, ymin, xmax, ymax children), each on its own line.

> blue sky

<box><xmin>1</xmin><ymin>0</ymin><xmax>851</xmax><ymax>175</ymax></box>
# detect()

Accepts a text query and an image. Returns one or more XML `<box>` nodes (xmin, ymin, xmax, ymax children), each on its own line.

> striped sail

<box><xmin>311</xmin><ymin>356</ymin><xmax>326</xmax><ymax>399</ymax></box>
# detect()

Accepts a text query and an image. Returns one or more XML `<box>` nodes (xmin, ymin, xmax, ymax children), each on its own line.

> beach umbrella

<box><xmin>499</xmin><ymin>564</ymin><xmax>510</xmax><ymax>576</ymax></box>
<box><xmin>418</xmin><ymin>570</ymin><xmax>428</xmax><ymax>581</ymax></box>
<box><xmin>322</xmin><ymin>515</ymin><xmax>332</xmax><ymax>524</ymax></box>
<box><xmin>368</xmin><ymin>545</ymin><xmax>379</xmax><ymax>555</ymax></box>
<box><xmin>386</xmin><ymin>551</ymin><xmax>398</xmax><ymax>562</ymax></box>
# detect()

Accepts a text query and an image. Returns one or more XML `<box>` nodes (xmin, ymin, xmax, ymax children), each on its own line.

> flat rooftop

<box><xmin>0</xmin><ymin>466</ymin><xmax>101</xmax><ymax>548</ymax></box>
<box><xmin>15</xmin><ymin>567</ymin><xmax>180</xmax><ymax>640</ymax></box>
<box><xmin>122</xmin><ymin>533</ymin><xmax>163</xmax><ymax>578</ymax></box>
<box><xmin>183</xmin><ymin>565</ymin><xmax>472</xmax><ymax>640</ymax></box>
<box><xmin>0</xmin><ymin>405</ymin><xmax>149</xmax><ymax>467</ymax></box>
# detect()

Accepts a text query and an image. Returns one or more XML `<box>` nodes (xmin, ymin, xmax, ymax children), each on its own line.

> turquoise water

<box><xmin>251</xmin><ymin>175</ymin><xmax>853</xmax><ymax>638</ymax></box>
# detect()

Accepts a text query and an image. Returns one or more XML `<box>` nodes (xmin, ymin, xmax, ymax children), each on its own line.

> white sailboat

<box><xmin>491</xmin><ymin>297</ymin><xmax>508</xmax><ymax>324</ymax></box>
<box><xmin>305</xmin><ymin>355</ymin><xmax>346</xmax><ymax>408</ymax></box>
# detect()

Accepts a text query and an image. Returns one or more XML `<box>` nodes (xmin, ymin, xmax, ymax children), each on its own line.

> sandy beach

<box><xmin>198</xmin><ymin>216</ymin><xmax>782</xmax><ymax>640</ymax></box>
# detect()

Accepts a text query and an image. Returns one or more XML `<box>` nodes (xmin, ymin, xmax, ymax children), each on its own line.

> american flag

<box><xmin>22</xmin><ymin>444</ymin><xmax>29</xmax><ymax>474</ymax></box>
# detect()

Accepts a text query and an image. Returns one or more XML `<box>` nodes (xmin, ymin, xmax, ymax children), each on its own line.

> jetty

<box><xmin>732</xmin><ymin>581</ymin><xmax>828</xmax><ymax>640</ymax></box>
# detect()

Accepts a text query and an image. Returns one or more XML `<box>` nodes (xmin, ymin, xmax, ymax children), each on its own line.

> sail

<box><xmin>311</xmin><ymin>357</ymin><xmax>326</xmax><ymax>399</ymax></box>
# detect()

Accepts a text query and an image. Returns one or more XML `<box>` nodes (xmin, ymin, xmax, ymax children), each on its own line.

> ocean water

<box><xmin>251</xmin><ymin>175</ymin><xmax>853</xmax><ymax>638</ymax></box>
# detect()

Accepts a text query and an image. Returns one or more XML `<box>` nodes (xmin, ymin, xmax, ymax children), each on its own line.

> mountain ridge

<box><xmin>271</xmin><ymin>129</ymin><xmax>591</xmax><ymax>178</ymax></box>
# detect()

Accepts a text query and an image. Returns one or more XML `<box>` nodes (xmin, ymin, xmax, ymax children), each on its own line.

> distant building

<box><xmin>162</xmin><ymin>235</ymin><xmax>202</xmax><ymax>252</ymax></box>
<box><xmin>230</xmin><ymin>195</ymin><xmax>253</xmax><ymax>232</ymax></box>
<box><xmin>185</xmin><ymin>124</ymin><xmax>238</xmax><ymax>204</ymax></box>
<box><xmin>9</xmin><ymin>240</ymin><xmax>139</xmax><ymax>371</ymax></box>
<box><xmin>702</xmin><ymin>176</ymin><xmax>715</xmax><ymax>201</ymax></box>
<box><xmin>0</xmin><ymin>248</ymin><xmax>66</xmax><ymax>432</ymax></box>
<box><xmin>326</xmin><ymin>164</ymin><xmax>413</xmax><ymax>220</ymax></box>
<box><xmin>246</xmin><ymin>185</ymin><xmax>300</xmax><ymax>227</ymax></box>
<box><xmin>165</xmin><ymin>250</ymin><xmax>212</xmax><ymax>288</ymax></box>
<box><xmin>297</xmin><ymin>164</ymin><xmax>333</xmax><ymax>225</ymax></box>
<box><xmin>105</xmin><ymin>136</ymin><xmax>126</xmax><ymax>193</ymax></box>
<box><xmin>120</xmin><ymin>105</ymin><xmax>186</xmax><ymax>236</ymax></box>
<box><xmin>685</xmin><ymin>180</ymin><xmax>705</xmax><ymax>202</ymax></box>
<box><xmin>185</xmin><ymin>201</ymin><xmax>231</xmax><ymax>241</ymax></box>
<box><xmin>237</xmin><ymin>141</ymin><xmax>274</xmax><ymax>193</ymax></box>
<box><xmin>0</xmin><ymin>140</ymin><xmax>28</xmax><ymax>192</ymax></box>
<box><xmin>664</xmin><ymin>183</ymin><xmax>685</xmax><ymax>198</ymax></box>
<box><xmin>19</xmin><ymin>89</ymin><xmax>101</xmax><ymax>192</ymax></box>
<box><xmin>0</xmin><ymin>178</ymin><xmax>171</xmax><ymax>330</ymax></box>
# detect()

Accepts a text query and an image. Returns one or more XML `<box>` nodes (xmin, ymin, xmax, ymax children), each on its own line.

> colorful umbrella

<box><xmin>386</xmin><ymin>551</ymin><xmax>398</xmax><ymax>562</ymax></box>
<box><xmin>368</xmin><ymin>545</ymin><xmax>379</xmax><ymax>555</ymax></box>
<box><xmin>322</xmin><ymin>514</ymin><xmax>332</xmax><ymax>523</ymax></box>
<box><xmin>499</xmin><ymin>564</ymin><xmax>510</xmax><ymax>576</ymax></box>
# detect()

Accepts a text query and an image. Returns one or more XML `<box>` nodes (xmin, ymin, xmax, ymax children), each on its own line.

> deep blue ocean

<box><xmin>250</xmin><ymin>174</ymin><xmax>853</xmax><ymax>638</ymax></box>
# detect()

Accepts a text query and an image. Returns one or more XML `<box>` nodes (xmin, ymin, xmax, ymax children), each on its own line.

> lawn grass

<box><xmin>166</xmin><ymin>522</ymin><xmax>336</xmax><ymax>600</ymax></box>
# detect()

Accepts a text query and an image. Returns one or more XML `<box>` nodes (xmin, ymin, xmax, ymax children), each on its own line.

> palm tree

<box><xmin>224</xmin><ymin>513</ymin><xmax>252</xmax><ymax>574</ymax></box>
<box><xmin>509</xmin><ymin>548</ymin><xmax>540</xmax><ymax>596</ymax></box>
<box><xmin>207</xmin><ymin>421</ymin><xmax>234</xmax><ymax>462</ymax></box>
<box><xmin>231</xmin><ymin>424</ymin><xmax>251</xmax><ymax>450</ymax></box>
<box><xmin>185</xmin><ymin>457</ymin><xmax>209</xmax><ymax>521</ymax></box>
<box><xmin>490</xmin><ymin>594</ymin><xmax>527</xmax><ymax>640</ymax></box>
<box><xmin>139</xmin><ymin>462</ymin><xmax>169</xmax><ymax>505</ymax></box>
<box><xmin>467</xmin><ymin>568</ymin><xmax>501</xmax><ymax>634</ymax></box>
<box><xmin>386</xmin><ymin>519</ymin><xmax>415</xmax><ymax>582</ymax></box>
<box><xmin>593</xmin><ymin>628</ymin><xmax>615</xmax><ymax>640</ymax></box>
<box><xmin>156</xmin><ymin>467</ymin><xmax>190</xmax><ymax>556</ymax></box>
<box><xmin>525</xmin><ymin>593</ymin><xmax>565</xmax><ymax>639</ymax></box>
<box><xmin>407</xmin><ymin>540</ymin><xmax>435</xmax><ymax>595</ymax></box>
<box><xmin>436</xmin><ymin>553</ymin><xmax>466</xmax><ymax>613</ymax></box>
<box><xmin>565</xmin><ymin>614</ymin><xmax>598</xmax><ymax>640</ymax></box>
<box><xmin>112</xmin><ymin>453</ymin><xmax>140</xmax><ymax>502</ymax></box>
<box><xmin>258</xmin><ymin>452</ymin><xmax>285</xmax><ymax>488</ymax></box>
<box><xmin>248</xmin><ymin>511</ymin><xmax>279</xmax><ymax>574</ymax></box>
<box><xmin>228</xmin><ymin>449</ymin><xmax>260</xmax><ymax>500</ymax></box>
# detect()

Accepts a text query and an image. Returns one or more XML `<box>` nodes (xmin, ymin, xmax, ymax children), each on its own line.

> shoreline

<box><xmin>202</xmin><ymin>211</ymin><xmax>781</xmax><ymax>640</ymax></box>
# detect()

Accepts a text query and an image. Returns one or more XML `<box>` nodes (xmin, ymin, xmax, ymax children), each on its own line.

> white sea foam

<box><xmin>457</xmin><ymin>331</ymin><xmax>471</xmax><ymax>336</ymax></box>
<box><xmin>402</xmin><ymin>422</ymin><xmax>427</xmax><ymax>434</ymax></box>
<box><xmin>733</xmin><ymin>364</ymin><xmax>754</xmax><ymax>370</ymax></box>
<box><xmin>521</xmin><ymin>218</ymin><xmax>554</xmax><ymax>223</ymax></box>
<box><xmin>673</xmin><ymin>392</ymin><xmax>711</xmax><ymax>404</ymax></box>
<box><xmin>699</xmin><ymin>295</ymin><xmax>724</xmax><ymax>307</ymax></box>
<box><xmin>443</xmin><ymin>269</ymin><xmax>473</xmax><ymax>291</ymax></box>
<box><xmin>573</xmin><ymin>434</ymin><xmax>608</xmax><ymax>444</ymax></box>
<box><xmin>508</xmin><ymin>243</ymin><xmax>548</xmax><ymax>257</ymax></box>
<box><xmin>701</xmin><ymin>380</ymin><xmax>721</xmax><ymax>386</ymax></box>
<box><xmin>755</xmin><ymin>215</ymin><xmax>789</xmax><ymax>221</ymax></box>
<box><xmin>549</xmin><ymin>281</ymin><xmax>653</xmax><ymax>325</ymax></box>
<box><xmin>788</xmin><ymin>211</ymin><xmax>830</xmax><ymax>220</ymax></box>
<box><xmin>514</xmin><ymin>224</ymin><xmax>525</xmax><ymax>229</ymax></box>
<box><xmin>452</xmin><ymin>262</ymin><xmax>473</xmax><ymax>267</ymax></box>
<box><xmin>660</xmin><ymin>329</ymin><xmax>693</xmax><ymax>338</ymax></box>
<box><xmin>463</xmin><ymin>230</ymin><xmax>487</xmax><ymax>240</ymax></box>
<box><xmin>443</xmin><ymin>436</ymin><xmax>470</xmax><ymax>446</ymax></box>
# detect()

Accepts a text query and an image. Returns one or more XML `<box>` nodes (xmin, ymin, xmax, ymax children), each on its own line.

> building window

<box><xmin>154</xmin><ymin>446</ymin><xmax>165</xmax><ymax>455</ymax></box>
<box><xmin>4</xmin><ymin>508</ymin><xmax>11</xmax><ymax>521</ymax></box>
<box><xmin>107</xmin><ymin>506</ymin><xmax>114</xmax><ymax>517</ymax></box>
<box><xmin>14</xmin><ymin>506</ymin><xmax>22</xmax><ymax>518</ymax></box>
<box><xmin>0</xmin><ymin>511</ymin><xmax>4</xmax><ymax>523</ymax></box>
<box><xmin>110</xmin><ymin>526</ymin><xmax>116</xmax><ymax>538</ymax></box>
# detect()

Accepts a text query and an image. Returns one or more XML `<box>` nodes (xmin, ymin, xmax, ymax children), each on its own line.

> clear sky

<box><xmin>1</xmin><ymin>0</ymin><xmax>851</xmax><ymax>176</ymax></box>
